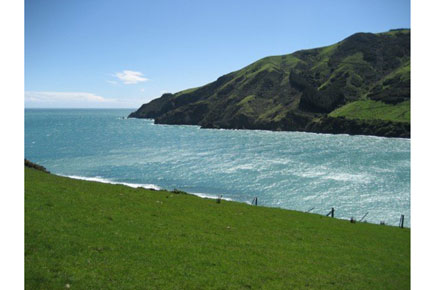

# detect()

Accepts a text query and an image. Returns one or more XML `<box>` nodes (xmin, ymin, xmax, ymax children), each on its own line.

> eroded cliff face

<box><xmin>130</xmin><ymin>29</ymin><xmax>410</xmax><ymax>138</ymax></box>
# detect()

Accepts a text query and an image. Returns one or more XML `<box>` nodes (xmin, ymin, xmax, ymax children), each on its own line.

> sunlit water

<box><xmin>25</xmin><ymin>109</ymin><xmax>410</xmax><ymax>226</ymax></box>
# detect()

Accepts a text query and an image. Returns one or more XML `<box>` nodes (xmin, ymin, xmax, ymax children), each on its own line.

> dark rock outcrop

<box><xmin>25</xmin><ymin>159</ymin><xmax>50</xmax><ymax>173</ymax></box>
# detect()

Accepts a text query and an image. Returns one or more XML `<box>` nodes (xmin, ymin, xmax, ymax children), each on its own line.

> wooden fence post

<box><xmin>326</xmin><ymin>208</ymin><xmax>335</xmax><ymax>218</ymax></box>
<box><xmin>359</xmin><ymin>212</ymin><xmax>369</xmax><ymax>222</ymax></box>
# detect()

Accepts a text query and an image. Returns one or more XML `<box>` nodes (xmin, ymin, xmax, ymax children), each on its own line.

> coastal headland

<box><xmin>130</xmin><ymin>29</ymin><xmax>410</xmax><ymax>138</ymax></box>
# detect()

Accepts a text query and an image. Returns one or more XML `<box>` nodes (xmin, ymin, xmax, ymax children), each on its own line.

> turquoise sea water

<box><xmin>25</xmin><ymin>109</ymin><xmax>410</xmax><ymax>226</ymax></box>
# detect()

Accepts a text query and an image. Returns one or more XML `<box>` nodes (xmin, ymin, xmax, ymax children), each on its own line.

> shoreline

<box><xmin>58</xmin><ymin>173</ymin><xmax>235</xmax><ymax>202</ymax></box>
<box><xmin>128</xmin><ymin>116</ymin><xmax>410</xmax><ymax>139</ymax></box>
<box><xmin>25</xmin><ymin>160</ymin><xmax>410</xmax><ymax>228</ymax></box>
<box><xmin>55</xmin><ymin>172</ymin><xmax>407</xmax><ymax>228</ymax></box>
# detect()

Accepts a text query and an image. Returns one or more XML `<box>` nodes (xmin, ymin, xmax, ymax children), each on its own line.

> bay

<box><xmin>25</xmin><ymin>109</ymin><xmax>411</xmax><ymax>226</ymax></box>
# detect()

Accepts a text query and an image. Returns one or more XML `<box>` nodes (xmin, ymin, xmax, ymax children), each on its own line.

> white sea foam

<box><xmin>59</xmin><ymin>174</ymin><xmax>235</xmax><ymax>202</ymax></box>
<box><xmin>60</xmin><ymin>174</ymin><xmax>162</xmax><ymax>190</ymax></box>
<box><xmin>189</xmin><ymin>192</ymin><xmax>233</xmax><ymax>201</ymax></box>
<box><xmin>323</xmin><ymin>172</ymin><xmax>373</xmax><ymax>183</ymax></box>
<box><xmin>223</xmin><ymin>163</ymin><xmax>256</xmax><ymax>173</ymax></box>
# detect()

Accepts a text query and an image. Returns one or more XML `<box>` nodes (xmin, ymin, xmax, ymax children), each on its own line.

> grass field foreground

<box><xmin>25</xmin><ymin>167</ymin><xmax>410</xmax><ymax>289</ymax></box>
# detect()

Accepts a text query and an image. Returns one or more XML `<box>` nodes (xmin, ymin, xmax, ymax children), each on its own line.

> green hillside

<box><xmin>329</xmin><ymin>100</ymin><xmax>410</xmax><ymax>123</ymax></box>
<box><xmin>26</xmin><ymin>167</ymin><xmax>410</xmax><ymax>289</ymax></box>
<box><xmin>130</xmin><ymin>29</ymin><xmax>410</xmax><ymax>137</ymax></box>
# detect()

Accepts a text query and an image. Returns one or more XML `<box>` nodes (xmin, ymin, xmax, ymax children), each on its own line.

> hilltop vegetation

<box><xmin>26</xmin><ymin>167</ymin><xmax>410</xmax><ymax>289</ymax></box>
<box><xmin>130</xmin><ymin>29</ymin><xmax>410</xmax><ymax>137</ymax></box>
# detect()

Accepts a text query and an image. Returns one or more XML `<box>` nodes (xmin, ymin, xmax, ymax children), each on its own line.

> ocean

<box><xmin>25</xmin><ymin>109</ymin><xmax>411</xmax><ymax>226</ymax></box>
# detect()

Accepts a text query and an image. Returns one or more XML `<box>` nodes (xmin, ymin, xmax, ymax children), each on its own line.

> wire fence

<box><xmin>245</xmin><ymin>196</ymin><xmax>407</xmax><ymax>228</ymax></box>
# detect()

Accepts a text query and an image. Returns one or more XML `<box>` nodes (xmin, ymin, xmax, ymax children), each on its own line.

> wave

<box><xmin>58</xmin><ymin>174</ymin><xmax>234</xmax><ymax>201</ymax></box>
<box><xmin>189</xmin><ymin>192</ymin><xmax>233</xmax><ymax>201</ymax></box>
<box><xmin>59</xmin><ymin>174</ymin><xmax>162</xmax><ymax>191</ymax></box>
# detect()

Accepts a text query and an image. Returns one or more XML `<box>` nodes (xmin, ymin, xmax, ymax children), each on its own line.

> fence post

<box><xmin>359</xmin><ymin>212</ymin><xmax>369</xmax><ymax>222</ymax></box>
<box><xmin>326</xmin><ymin>207</ymin><xmax>335</xmax><ymax>218</ymax></box>
<box><xmin>399</xmin><ymin>215</ymin><xmax>404</xmax><ymax>228</ymax></box>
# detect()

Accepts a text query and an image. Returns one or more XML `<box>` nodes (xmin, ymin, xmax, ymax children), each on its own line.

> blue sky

<box><xmin>25</xmin><ymin>0</ymin><xmax>410</xmax><ymax>108</ymax></box>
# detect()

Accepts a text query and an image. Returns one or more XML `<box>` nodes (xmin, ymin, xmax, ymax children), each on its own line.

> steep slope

<box><xmin>130</xmin><ymin>29</ymin><xmax>410</xmax><ymax>137</ymax></box>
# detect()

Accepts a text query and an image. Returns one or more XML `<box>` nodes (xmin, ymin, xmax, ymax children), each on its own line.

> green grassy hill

<box><xmin>25</xmin><ymin>167</ymin><xmax>410</xmax><ymax>289</ymax></box>
<box><xmin>329</xmin><ymin>100</ymin><xmax>410</xmax><ymax>123</ymax></box>
<box><xmin>130</xmin><ymin>29</ymin><xmax>410</xmax><ymax>138</ymax></box>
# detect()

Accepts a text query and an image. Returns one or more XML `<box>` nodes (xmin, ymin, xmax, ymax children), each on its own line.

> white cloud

<box><xmin>24</xmin><ymin>91</ymin><xmax>152</xmax><ymax>108</ymax></box>
<box><xmin>25</xmin><ymin>91</ymin><xmax>111</xmax><ymax>102</ymax></box>
<box><xmin>114</xmin><ymin>70</ymin><xmax>149</xmax><ymax>84</ymax></box>
<box><xmin>25</xmin><ymin>91</ymin><xmax>117</xmax><ymax>108</ymax></box>
<box><xmin>106</xmin><ymin>80</ymin><xmax>119</xmax><ymax>85</ymax></box>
